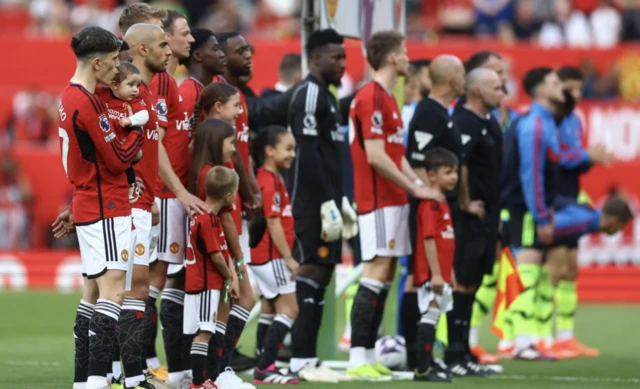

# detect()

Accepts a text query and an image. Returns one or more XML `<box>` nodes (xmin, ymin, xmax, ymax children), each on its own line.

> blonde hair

<box><xmin>119</xmin><ymin>4</ymin><xmax>167</xmax><ymax>35</ymax></box>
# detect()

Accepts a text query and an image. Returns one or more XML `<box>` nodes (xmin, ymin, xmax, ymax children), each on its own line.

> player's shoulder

<box><xmin>62</xmin><ymin>84</ymin><xmax>105</xmax><ymax>114</ymax></box>
<box><xmin>257</xmin><ymin>167</ymin><xmax>280</xmax><ymax>187</ymax></box>
<box><xmin>291</xmin><ymin>79</ymin><xmax>326</xmax><ymax>112</ymax></box>
<box><xmin>151</xmin><ymin>71</ymin><xmax>178</xmax><ymax>96</ymax></box>
<box><xmin>353</xmin><ymin>81</ymin><xmax>384</xmax><ymax>106</ymax></box>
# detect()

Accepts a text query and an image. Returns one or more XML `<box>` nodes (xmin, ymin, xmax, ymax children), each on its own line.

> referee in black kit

<box><xmin>447</xmin><ymin>68</ymin><xmax>505</xmax><ymax>377</ymax></box>
<box><xmin>402</xmin><ymin>54</ymin><xmax>465</xmax><ymax>371</ymax></box>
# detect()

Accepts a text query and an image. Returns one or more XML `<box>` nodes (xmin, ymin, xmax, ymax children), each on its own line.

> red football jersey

<box><xmin>95</xmin><ymin>86</ymin><xmax>147</xmax><ymax>138</ymax></box>
<box><xmin>413</xmin><ymin>200</ymin><xmax>456</xmax><ymax>286</ymax></box>
<box><xmin>180</xmin><ymin>76</ymin><xmax>205</xmax><ymax>132</ymax></box>
<box><xmin>349</xmin><ymin>81</ymin><xmax>408</xmax><ymax>214</ymax></box>
<box><xmin>58</xmin><ymin>83</ymin><xmax>143</xmax><ymax>224</ymax></box>
<box><xmin>152</xmin><ymin>72</ymin><xmax>191</xmax><ymax>198</ymax></box>
<box><xmin>185</xmin><ymin>212</ymin><xmax>229</xmax><ymax>293</ymax></box>
<box><xmin>212</xmin><ymin>75</ymin><xmax>250</xmax><ymax>173</ymax></box>
<box><xmin>251</xmin><ymin>167</ymin><xmax>294</xmax><ymax>264</ymax></box>
<box><xmin>197</xmin><ymin>162</ymin><xmax>242</xmax><ymax>235</ymax></box>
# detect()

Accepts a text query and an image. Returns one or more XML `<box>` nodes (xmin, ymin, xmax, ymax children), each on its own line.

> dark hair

<box><xmin>113</xmin><ymin>61</ymin><xmax>140</xmax><ymax>84</ymax></box>
<box><xmin>365</xmin><ymin>30</ymin><xmax>405</xmax><ymax>71</ymax></box>
<box><xmin>424</xmin><ymin>147</ymin><xmax>459</xmax><ymax>171</ymax></box>
<box><xmin>410</xmin><ymin>59</ymin><xmax>431</xmax><ymax>69</ymax></box>
<box><xmin>602</xmin><ymin>196</ymin><xmax>634</xmax><ymax>225</ymax></box>
<box><xmin>188</xmin><ymin>118</ymin><xmax>236</xmax><ymax>196</ymax></box>
<box><xmin>193</xmin><ymin>82</ymin><xmax>239</xmax><ymax>130</ymax></box>
<box><xmin>523</xmin><ymin>67</ymin><xmax>554</xmax><ymax>98</ymax></box>
<box><xmin>251</xmin><ymin>126</ymin><xmax>290</xmax><ymax>171</ymax></box>
<box><xmin>118</xmin><ymin>3</ymin><xmax>167</xmax><ymax>35</ymax></box>
<box><xmin>465</xmin><ymin>51</ymin><xmax>501</xmax><ymax>73</ymax></box>
<box><xmin>162</xmin><ymin>10</ymin><xmax>188</xmax><ymax>34</ymax></box>
<box><xmin>215</xmin><ymin>32</ymin><xmax>241</xmax><ymax>50</ymax></box>
<box><xmin>180</xmin><ymin>28</ymin><xmax>215</xmax><ymax>67</ymax></box>
<box><xmin>306</xmin><ymin>29</ymin><xmax>344</xmax><ymax>56</ymax></box>
<box><xmin>279</xmin><ymin>53</ymin><xmax>302</xmax><ymax>83</ymax></box>
<box><xmin>205</xmin><ymin>165</ymin><xmax>239</xmax><ymax>201</ymax></box>
<box><xmin>557</xmin><ymin>66</ymin><xmax>583</xmax><ymax>82</ymax></box>
<box><xmin>71</xmin><ymin>26</ymin><xmax>122</xmax><ymax>60</ymax></box>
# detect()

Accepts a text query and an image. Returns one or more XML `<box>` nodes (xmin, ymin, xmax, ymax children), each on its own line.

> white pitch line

<box><xmin>491</xmin><ymin>375</ymin><xmax>640</xmax><ymax>384</ymax></box>
<box><xmin>6</xmin><ymin>360</ymin><xmax>61</xmax><ymax>367</ymax></box>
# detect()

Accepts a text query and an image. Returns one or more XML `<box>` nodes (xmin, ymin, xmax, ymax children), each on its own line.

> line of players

<box><xmin>52</xmin><ymin>3</ymin><xmax>635</xmax><ymax>388</ymax></box>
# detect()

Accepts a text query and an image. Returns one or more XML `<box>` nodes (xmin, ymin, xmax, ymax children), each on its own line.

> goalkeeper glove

<box><xmin>320</xmin><ymin>200</ymin><xmax>343</xmax><ymax>242</ymax></box>
<box><xmin>341</xmin><ymin>196</ymin><xmax>358</xmax><ymax>239</ymax></box>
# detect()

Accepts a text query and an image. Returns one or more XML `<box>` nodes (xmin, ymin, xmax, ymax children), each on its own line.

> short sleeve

<box><xmin>261</xmin><ymin>176</ymin><xmax>280</xmax><ymax>218</ymax></box>
<box><xmin>419</xmin><ymin>200</ymin><xmax>440</xmax><ymax>239</ymax></box>
<box><xmin>199</xmin><ymin>217</ymin><xmax>222</xmax><ymax>255</ymax></box>
<box><xmin>354</xmin><ymin>92</ymin><xmax>386</xmax><ymax>141</ymax></box>
<box><xmin>458</xmin><ymin>118</ymin><xmax>481</xmax><ymax>164</ymax></box>
<box><xmin>406</xmin><ymin>103</ymin><xmax>444</xmax><ymax>166</ymax></box>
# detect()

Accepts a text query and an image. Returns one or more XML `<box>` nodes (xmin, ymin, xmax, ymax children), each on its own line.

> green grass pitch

<box><xmin>1</xmin><ymin>292</ymin><xmax>639</xmax><ymax>389</ymax></box>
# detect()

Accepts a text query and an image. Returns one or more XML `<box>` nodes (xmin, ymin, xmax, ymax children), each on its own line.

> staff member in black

<box><xmin>403</xmin><ymin>54</ymin><xmax>465</xmax><ymax>371</ymax></box>
<box><xmin>285</xmin><ymin>29</ymin><xmax>357</xmax><ymax>381</ymax></box>
<box><xmin>448</xmin><ymin>68</ymin><xmax>505</xmax><ymax>374</ymax></box>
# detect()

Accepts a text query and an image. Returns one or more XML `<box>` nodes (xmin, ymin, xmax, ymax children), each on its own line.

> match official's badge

<box><xmin>135</xmin><ymin>243</ymin><xmax>145</xmax><ymax>256</ymax></box>
<box><xmin>317</xmin><ymin>246</ymin><xmax>329</xmax><ymax>259</ymax></box>
<box><xmin>99</xmin><ymin>114</ymin><xmax>110</xmax><ymax>132</ymax></box>
<box><xmin>121</xmin><ymin>249</ymin><xmax>129</xmax><ymax>262</ymax></box>
<box><xmin>389</xmin><ymin>239</ymin><xmax>396</xmax><ymax>249</ymax></box>
<box><xmin>371</xmin><ymin>111</ymin><xmax>383</xmax><ymax>127</ymax></box>
<box><xmin>327</xmin><ymin>0</ymin><xmax>339</xmax><ymax>21</ymax></box>
<box><xmin>170</xmin><ymin>242</ymin><xmax>180</xmax><ymax>254</ymax></box>
<box><xmin>303</xmin><ymin>113</ymin><xmax>317</xmax><ymax>129</ymax></box>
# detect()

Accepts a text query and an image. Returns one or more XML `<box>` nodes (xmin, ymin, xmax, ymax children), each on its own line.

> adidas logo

<box><xmin>303</xmin><ymin>298</ymin><xmax>314</xmax><ymax>304</ymax></box>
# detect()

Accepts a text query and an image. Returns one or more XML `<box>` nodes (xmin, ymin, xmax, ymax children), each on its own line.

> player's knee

<box><xmin>515</xmin><ymin>249</ymin><xmax>543</xmax><ymax>265</ymax></box>
<box><xmin>284</xmin><ymin>303</ymin><xmax>299</xmax><ymax>321</ymax></box>
<box><xmin>127</xmin><ymin>282</ymin><xmax>149</xmax><ymax>301</ymax></box>
<box><xmin>237</xmin><ymin>292</ymin><xmax>256</xmax><ymax>310</ymax></box>
<box><xmin>363</xmin><ymin>257</ymin><xmax>391</xmax><ymax>282</ymax></box>
<box><xmin>82</xmin><ymin>278</ymin><xmax>99</xmax><ymax>304</ymax></box>
<box><xmin>194</xmin><ymin>330</ymin><xmax>212</xmax><ymax>344</ymax></box>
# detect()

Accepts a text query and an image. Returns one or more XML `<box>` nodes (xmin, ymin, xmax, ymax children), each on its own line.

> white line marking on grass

<box><xmin>493</xmin><ymin>375</ymin><xmax>640</xmax><ymax>384</ymax></box>
<box><xmin>6</xmin><ymin>360</ymin><xmax>61</xmax><ymax>367</ymax></box>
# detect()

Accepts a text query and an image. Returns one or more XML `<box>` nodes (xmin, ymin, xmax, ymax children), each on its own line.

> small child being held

<box><xmin>184</xmin><ymin>166</ymin><xmax>240</xmax><ymax>389</ymax></box>
<box><xmin>97</xmin><ymin>61</ymin><xmax>149</xmax><ymax>202</ymax></box>
<box><xmin>413</xmin><ymin>147</ymin><xmax>460</xmax><ymax>383</ymax></box>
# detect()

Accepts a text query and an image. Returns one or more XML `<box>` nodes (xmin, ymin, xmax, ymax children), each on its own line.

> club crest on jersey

<box><xmin>170</xmin><ymin>242</ymin><xmax>180</xmax><ymax>254</ymax></box>
<box><xmin>99</xmin><ymin>114</ymin><xmax>110</xmax><ymax>132</ymax></box>
<box><xmin>121</xmin><ymin>249</ymin><xmax>129</xmax><ymax>262</ymax></box>
<box><xmin>371</xmin><ymin>110</ymin><xmax>383</xmax><ymax>127</ymax></box>
<box><xmin>156</xmin><ymin>99</ymin><xmax>168</xmax><ymax>116</ymax></box>
<box><xmin>135</xmin><ymin>243</ymin><xmax>145</xmax><ymax>256</ymax></box>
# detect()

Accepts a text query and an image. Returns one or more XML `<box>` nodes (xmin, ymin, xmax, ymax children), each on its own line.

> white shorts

<box><xmin>77</xmin><ymin>216</ymin><xmax>132</xmax><ymax>279</ymax></box>
<box><xmin>167</xmin><ymin>263</ymin><xmax>185</xmax><ymax>277</ymax></box>
<box><xmin>358</xmin><ymin>204</ymin><xmax>411</xmax><ymax>261</ymax></box>
<box><xmin>249</xmin><ymin>259</ymin><xmax>296</xmax><ymax>300</ymax></box>
<box><xmin>183</xmin><ymin>289</ymin><xmax>221</xmax><ymax>335</ymax></box>
<box><xmin>240</xmin><ymin>219</ymin><xmax>251</xmax><ymax>264</ymax></box>
<box><xmin>418</xmin><ymin>282</ymin><xmax>453</xmax><ymax>314</ymax></box>
<box><xmin>132</xmin><ymin>208</ymin><xmax>152</xmax><ymax>266</ymax></box>
<box><xmin>155</xmin><ymin>198</ymin><xmax>188</xmax><ymax>264</ymax></box>
<box><xmin>149</xmin><ymin>223</ymin><xmax>159</xmax><ymax>263</ymax></box>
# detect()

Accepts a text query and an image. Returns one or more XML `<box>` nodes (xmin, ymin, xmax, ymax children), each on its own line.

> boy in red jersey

<box><xmin>249</xmin><ymin>126</ymin><xmax>299</xmax><ymax>385</ymax></box>
<box><xmin>412</xmin><ymin>148</ymin><xmax>459</xmax><ymax>383</ymax></box>
<box><xmin>59</xmin><ymin>26</ymin><xmax>143</xmax><ymax>389</ymax></box>
<box><xmin>347</xmin><ymin>30</ymin><xmax>441</xmax><ymax>381</ymax></box>
<box><xmin>185</xmin><ymin>166</ymin><xmax>240</xmax><ymax>389</ymax></box>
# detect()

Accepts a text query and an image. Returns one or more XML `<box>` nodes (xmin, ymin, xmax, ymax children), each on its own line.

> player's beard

<box><xmin>146</xmin><ymin>58</ymin><xmax>167</xmax><ymax>74</ymax></box>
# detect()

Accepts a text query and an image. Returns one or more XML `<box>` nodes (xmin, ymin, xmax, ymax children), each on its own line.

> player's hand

<box><xmin>588</xmin><ymin>144</ymin><xmax>614</xmax><ymax>166</ymax></box>
<box><xmin>341</xmin><ymin>196</ymin><xmax>358</xmax><ymax>239</ymax></box>
<box><xmin>234</xmin><ymin>258</ymin><xmax>246</xmax><ymax>281</ymax></box>
<box><xmin>52</xmin><ymin>207</ymin><xmax>75</xmax><ymax>238</ymax></box>
<box><xmin>431</xmin><ymin>274</ymin><xmax>445</xmax><ymax>295</ymax></box>
<box><xmin>320</xmin><ymin>200</ymin><xmax>343</xmax><ymax>242</ymax></box>
<box><xmin>463</xmin><ymin>200</ymin><xmax>486</xmax><ymax>220</ymax></box>
<box><xmin>411</xmin><ymin>185</ymin><xmax>445</xmax><ymax>202</ymax></box>
<box><xmin>242</xmin><ymin>199</ymin><xmax>261</xmax><ymax>221</ymax></box>
<box><xmin>177</xmin><ymin>191</ymin><xmax>211</xmax><ymax>220</ymax></box>
<box><xmin>119</xmin><ymin>117</ymin><xmax>133</xmax><ymax>127</ymax></box>
<box><xmin>151</xmin><ymin>202</ymin><xmax>160</xmax><ymax>226</ymax></box>
<box><xmin>537</xmin><ymin>223</ymin><xmax>554</xmax><ymax>245</ymax></box>
<box><xmin>229</xmin><ymin>277</ymin><xmax>240</xmax><ymax>300</ymax></box>
<box><xmin>133</xmin><ymin>149</ymin><xmax>143</xmax><ymax>162</ymax></box>
<box><xmin>284</xmin><ymin>257</ymin><xmax>299</xmax><ymax>281</ymax></box>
